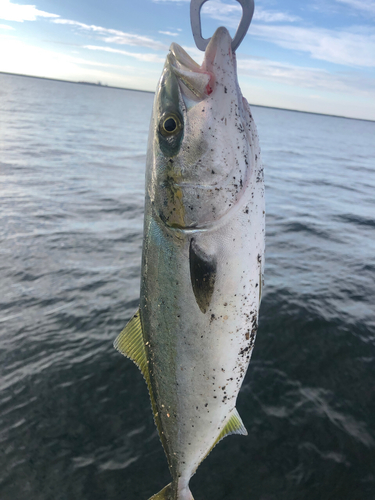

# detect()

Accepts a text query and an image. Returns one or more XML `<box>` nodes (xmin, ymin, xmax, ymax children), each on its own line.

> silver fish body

<box><xmin>114</xmin><ymin>27</ymin><xmax>265</xmax><ymax>500</ymax></box>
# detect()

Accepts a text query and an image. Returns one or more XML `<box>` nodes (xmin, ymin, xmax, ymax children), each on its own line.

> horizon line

<box><xmin>1</xmin><ymin>70</ymin><xmax>373</xmax><ymax>124</ymax></box>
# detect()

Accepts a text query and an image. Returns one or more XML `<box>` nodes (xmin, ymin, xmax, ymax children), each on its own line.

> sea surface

<box><xmin>0</xmin><ymin>72</ymin><xmax>374</xmax><ymax>500</ymax></box>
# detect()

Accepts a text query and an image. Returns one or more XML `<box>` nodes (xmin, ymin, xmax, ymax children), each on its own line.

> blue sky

<box><xmin>0</xmin><ymin>0</ymin><xmax>374</xmax><ymax>120</ymax></box>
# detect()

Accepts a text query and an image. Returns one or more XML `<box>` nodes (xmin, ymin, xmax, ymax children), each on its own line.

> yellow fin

<box><xmin>259</xmin><ymin>268</ymin><xmax>263</xmax><ymax>306</ymax></box>
<box><xmin>196</xmin><ymin>407</ymin><xmax>248</xmax><ymax>474</ymax></box>
<box><xmin>114</xmin><ymin>311</ymin><xmax>164</xmax><ymax>451</ymax></box>
<box><xmin>149</xmin><ymin>482</ymin><xmax>194</xmax><ymax>500</ymax></box>
<box><xmin>148</xmin><ymin>483</ymin><xmax>172</xmax><ymax>500</ymax></box>
<box><xmin>114</xmin><ymin>311</ymin><xmax>149</xmax><ymax>377</ymax></box>
<box><xmin>215</xmin><ymin>408</ymin><xmax>248</xmax><ymax>445</ymax></box>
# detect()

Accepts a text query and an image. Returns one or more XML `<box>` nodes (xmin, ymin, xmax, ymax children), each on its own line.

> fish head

<box><xmin>147</xmin><ymin>27</ymin><xmax>256</xmax><ymax>230</ymax></box>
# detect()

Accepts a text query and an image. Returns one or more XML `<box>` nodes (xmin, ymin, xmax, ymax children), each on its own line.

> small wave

<box><xmin>297</xmin><ymin>386</ymin><xmax>374</xmax><ymax>447</ymax></box>
<box><xmin>336</xmin><ymin>213</ymin><xmax>375</xmax><ymax>229</ymax></box>
<box><xmin>361</xmin><ymin>264</ymin><xmax>375</xmax><ymax>273</ymax></box>
<box><xmin>283</xmin><ymin>221</ymin><xmax>334</xmax><ymax>240</ymax></box>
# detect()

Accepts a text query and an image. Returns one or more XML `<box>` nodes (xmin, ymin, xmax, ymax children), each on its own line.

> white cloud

<box><xmin>0</xmin><ymin>23</ymin><xmax>14</xmax><ymax>29</ymax></box>
<box><xmin>201</xmin><ymin>1</ymin><xmax>299</xmax><ymax>24</ymax></box>
<box><xmin>335</xmin><ymin>0</ymin><xmax>375</xmax><ymax>17</ymax></box>
<box><xmin>201</xmin><ymin>0</ymin><xmax>241</xmax><ymax>17</ymax></box>
<box><xmin>251</xmin><ymin>24</ymin><xmax>375</xmax><ymax>67</ymax></box>
<box><xmin>53</xmin><ymin>18</ymin><xmax>168</xmax><ymax>51</ymax></box>
<box><xmin>152</xmin><ymin>0</ymin><xmax>298</xmax><ymax>22</ymax></box>
<box><xmin>64</xmin><ymin>56</ymin><xmax>123</xmax><ymax>69</ymax></box>
<box><xmin>159</xmin><ymin>30</ymin><xmax>179</xmax><ymax>36</ymax></box>
<box><xmin>187</xmin><ymin>1</ymin><xmax>374</xmax><ymax>69</ymax></box>
<box><xmin>237</xmin><ymin>55</ymin><xmax>375</xmax><ymax>96</ymax></box>
<box><xmin>255</xmin><ymin>8</ymin><xmax>300</xmax><ymax>23</ymax></box>
<box><xmin>0</xmin><ymin>36</ymin><xmax>159</xmax><ymax>89</ymax></box>
<box><xmin>0</xmin><ymin>0</ymin><xmax>58</xmax><ymax>22</ymax></box>
<box><xmin>84</xmin><ymin>45</ymin><xmax>165</xmax><ymax>63</ymax></box>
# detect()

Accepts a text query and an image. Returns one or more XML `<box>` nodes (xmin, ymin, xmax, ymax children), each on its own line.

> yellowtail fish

<box><xmin>114</xmin><ymin>27</ymin><xmax>265</xmax><ymax>500</ymax></box>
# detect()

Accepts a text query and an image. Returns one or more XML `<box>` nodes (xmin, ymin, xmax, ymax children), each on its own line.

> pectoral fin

<box><xmin>189</xmin><ymin>238</ymin><xmax>216</xmax><ymax>314</ymax></box>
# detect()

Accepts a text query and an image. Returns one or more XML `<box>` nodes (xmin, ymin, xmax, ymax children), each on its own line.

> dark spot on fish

<box><xmin>239</xmin><ymin>346</ymin><xmax>250</xmax><ymax>356</ymax></box>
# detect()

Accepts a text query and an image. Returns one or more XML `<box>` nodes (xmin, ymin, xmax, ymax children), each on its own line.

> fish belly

<box><xmin>141</xmin><ymin>192</ymin><xmax>264</xmax><ymax>480</ymax></box>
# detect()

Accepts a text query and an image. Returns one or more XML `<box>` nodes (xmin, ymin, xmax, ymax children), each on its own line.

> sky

<box><xmin>0</xmin><ymin>0</ymin><xmax>374</xmax><ymax>120</ymax></box>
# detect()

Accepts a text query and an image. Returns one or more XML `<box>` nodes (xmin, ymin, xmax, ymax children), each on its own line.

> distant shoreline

<box><xmin>0</xmin><ymin>71</ymin><xmax>155</xmax><ymax>95</ymax></box>
<box><xmin>1</xmin><ymin>70</ymin><xmax>373</xmax><ymax>124</ymax></box>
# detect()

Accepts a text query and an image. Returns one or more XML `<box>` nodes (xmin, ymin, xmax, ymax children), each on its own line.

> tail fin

<box><xmin>148</xmin><ymin>482</ymin><xmax>194</xmax><ymax>500</ymax></box>
<box><xmin>148</xmin><ymin>483</ymin><xmax>172</xmax><ymax>500</ymax></box>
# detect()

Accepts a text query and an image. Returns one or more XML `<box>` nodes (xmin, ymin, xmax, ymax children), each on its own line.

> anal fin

<box><xmin>198</xmin><ymin>407</ymin><xmax>248</xmax><ymax>470</ymax></box>
<box><xmin>214</xmin><ymin>408</ymin><xmax>248</xmax><ymax>446</ymax></box>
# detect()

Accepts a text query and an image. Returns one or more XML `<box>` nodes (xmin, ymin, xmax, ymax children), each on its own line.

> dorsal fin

<box><xmin>114</xmin><ymin>311</ymin><xmax>148</xmax><ymax>376</ymax></box>
<box><xmin>114</xmin><ymin>311</ymin><xmax>164</xmax><ymax>448</ymax></box>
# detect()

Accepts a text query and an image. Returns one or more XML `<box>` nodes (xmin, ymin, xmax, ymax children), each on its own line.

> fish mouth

<box><xmin>167</xmin><ymin>27</ymin><xmax>233</xmax><ymax>104</ymax></box>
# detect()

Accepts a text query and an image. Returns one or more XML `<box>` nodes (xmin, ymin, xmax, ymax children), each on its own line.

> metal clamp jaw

<box><xmin>190</xmin><ymin>0</ymin><xmax>254</xmax><ymax>52</ymax></box>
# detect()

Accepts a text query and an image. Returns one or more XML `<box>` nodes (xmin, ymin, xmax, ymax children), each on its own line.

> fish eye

<box><xmin>160</xmin><ymin>113</ymin><xmax>182</xmax><ymax>137</ymax></box>
<box><xmin>164</xmin><ymin>117</ymin><xmax>177</xmax><ymax>132</ymax></box>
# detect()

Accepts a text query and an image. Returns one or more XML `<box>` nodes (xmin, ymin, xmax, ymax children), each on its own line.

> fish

<box><xmin>114</xmin><ymin>26</ymin><xmax>265</xmax><ymax>500</ymax></box>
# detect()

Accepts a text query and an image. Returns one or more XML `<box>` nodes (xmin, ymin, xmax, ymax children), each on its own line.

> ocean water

<box><xmin>0</xmin><ymin>72</ymin><xmax>374</xmax><ymax>500</ymax></box>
